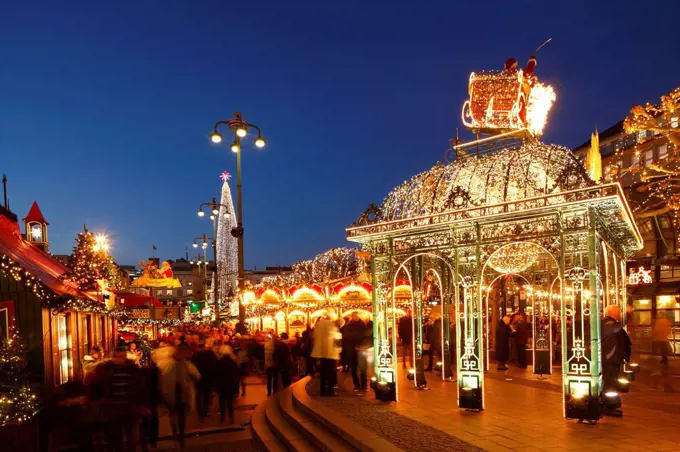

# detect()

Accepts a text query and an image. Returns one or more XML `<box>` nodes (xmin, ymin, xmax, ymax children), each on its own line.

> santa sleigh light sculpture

<box><xmin>461</xmin><ymin>55</ymin><xmax>555</xmax><ymax>137</ymax></box>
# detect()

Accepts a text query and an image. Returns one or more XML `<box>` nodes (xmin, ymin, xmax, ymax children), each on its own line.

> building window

<box><xmin>187</xmin><ymin>289</ymin><xmax>193</xmax><ymax>295</ymax></box>
<box><xmin>637</xmin><ymin>130</ymin><xmax>647</xmax><ymax>142</ymax></box>
<box><xmin>644</xmin><ymin>149</ymin><xmax>654</xmax><ymax>167</ymax></box>
<box><xmin>82</xmin><ymin>315</ymin><xmax>91</xmax><ymax>355</ymax></box>
<box><xmin>672</xmin><ymin>117</ymin><xmax>679</xmax><ymax>128</ymax></box>
<box><xmin>659</xmin><ymin>144</ymin><xmax>668</xmax><ymax>160</ymax></box>
<box><xmin>100</xmin><ymin>317</ymin><xmax>106</xmax><ymax>350</ymax></box>
<box><xmin>57</xmin><ymin>315</ymin><xmax>73</xmax><ymax>384</ymax></box>
<box><xmin>166</xmin><ymin>289</ymin><xmax>173</xmax><ymax>296</ymax></box>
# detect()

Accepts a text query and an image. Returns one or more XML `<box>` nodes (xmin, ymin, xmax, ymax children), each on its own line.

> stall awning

<box><xmin>117</xmin><ymin>292</ymin><xmax>163</xmax><ymax>307</ymax></box>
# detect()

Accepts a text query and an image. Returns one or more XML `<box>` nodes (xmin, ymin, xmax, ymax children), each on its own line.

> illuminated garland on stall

<box><xmin>118</xmin><ymin>318</ymin><xmax>182</xmax><ymax>328</ymax></box>
<box><xmin>0</xmin><ymin>254</ymin><xmax>108</xmax><ymax>314</ymax></box>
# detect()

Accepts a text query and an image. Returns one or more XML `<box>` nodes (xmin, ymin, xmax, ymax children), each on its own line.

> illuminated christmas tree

<box><xmin>70</xmin><ymin>226</ymin><xmax>112</xmax><ymax>291</ymax></box>
<box><xmin>216</xmin><ymin>172</ymin><xmax>238</xmax><ymax>301</ymax></box>
<box><xmin>0</xmin><ymin>327</ymin><xmax>39</xmax><ymax>427</ymax></box>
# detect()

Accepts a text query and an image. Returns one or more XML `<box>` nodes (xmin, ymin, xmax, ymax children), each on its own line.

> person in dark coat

<box><xmin>274</xmin><ymin>333</ymin><xmax>294</xmax><ymax>388</ymax></box>
<box><xmin>398</xmin><ymin>311</ymin><xmax>413</xmax><ymax>369</ymax></box>
<box><xmin>342</xmin><ymin>313</ymin><xmax>366</xmax><ymax>390</ymax></box>
<box><xmin>601</xmin><ymin>305</ymin><xmax>632</xmax><ymax>417</ymax></box>
<box><xmin>90</xmin><ymin>347</ymin><xmax>148</xmax><ymax>452</ymax></box>
<box><xmin>214</xmin><ymin>346</ymin><xmax>239</xmax><ymax>424</ymax></box>
<box><xmin>426</xmin><ymin>315</ymin><xmax>442</xmax><ymax>371</ymax></box>
<box><xmin>191</xmin><ymin>342</ymin><xmax>218</xmax><ymax>420</ymax></box>
<box><xmin>302</xmin><ymin>325</ymin><xmax>315</xmax><ymax>376</ymax></box>
<box><xmin>495</xmin><ymin>316</ymin><xmax>511</xmax><ymax>370</ymax></box>
<box><xmin>140</xmin><ymin>359</ymin><xmax>160</xmax><ymax>449</ymax></box>
<box><xmin>515</xmin><ymin>314</ymin><xmax>529</xmax><ymax>368</ymax></box>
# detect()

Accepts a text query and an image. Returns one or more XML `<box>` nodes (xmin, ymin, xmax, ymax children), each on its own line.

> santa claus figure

<box><xmin>159</xmin><ymin>261</ymin><xmax>174</xmax><ymax>279</ymax></box>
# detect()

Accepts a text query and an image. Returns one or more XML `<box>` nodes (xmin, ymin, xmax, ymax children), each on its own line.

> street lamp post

<box><xmin>210</xmin><ymin>112</ymin><xmax>266</xmax><ymax>325</ymax></box>
<box><xmin>191</xmin><ymin>234</ymin><xmax>213</xmax><ymax>314</ymax></box>
<box><xmin>197</xmin><ymin>198</ymin><xmax>230</xmax><ymax>323</ymax></box>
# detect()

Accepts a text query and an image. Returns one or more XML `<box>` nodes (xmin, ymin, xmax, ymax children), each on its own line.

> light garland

<box><xmin>216</xmin><ymin>175</ymin><xmax>238</xmax><ymax>300</ymax></box>
<box><xmin>0</xmin><ymin>254</ymin><xmax>107</xmax><ymax>313</ymax></box>
<box><xmin>611</xmin><ymin>86</ymin><xmax>680</xmax><ymax>220</ymax></box>
<box><xmin>487</xmin><ymin>243</ymin><xmax>540</xmax><ymax>274</ymax></box>
<box><xmin>118</xmin><ymin>318</ymin><xmax>181</xmax><ymax>328</ymax></box>
<box><xmin>379</xmin><ymin>142</ymin><xmax>590</xmax><ymax>222</ymax></box>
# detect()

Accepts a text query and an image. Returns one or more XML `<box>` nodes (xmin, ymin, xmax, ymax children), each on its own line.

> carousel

<box><xmin>243</xmin><ymin>279</ymin><xmax>380</xmax><ymax>335</ymax></box>
<box><xmin>347</xmin><ymin>54</ymin><xmax>643</xmax><ymax>421</ymax></box>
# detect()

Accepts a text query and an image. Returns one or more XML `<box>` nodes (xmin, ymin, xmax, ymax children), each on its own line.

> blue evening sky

<box><xmin>1</xmin><ymin>1</ymin><xmax>679</xmax><ymax>268</ymax></box>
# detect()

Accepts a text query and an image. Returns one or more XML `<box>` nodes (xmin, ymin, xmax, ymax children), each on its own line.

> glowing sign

<box><xmin>628</xmin><ymin>267</ymin><xmax>652</xmax><ymax>285</ymax></box>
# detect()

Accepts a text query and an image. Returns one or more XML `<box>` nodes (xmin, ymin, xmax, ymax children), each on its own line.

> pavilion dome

<box><xmin>379</xmin><ymin>141</ymin><xmax>593</xmax><ymax>221</ymax></box>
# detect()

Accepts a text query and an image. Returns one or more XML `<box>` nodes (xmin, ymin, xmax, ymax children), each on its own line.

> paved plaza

<box><xmin>307</xmin><ymin>359</ymin><xmax>680</xmax><ymax>452</ymax></box>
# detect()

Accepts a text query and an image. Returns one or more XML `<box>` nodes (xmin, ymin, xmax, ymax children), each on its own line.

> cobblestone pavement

<box><xmin>307</xmin><ymin>377</ymin><xmax>483</xmax><ymax>452</ymax></box>
<box><xmin>311</xmin><ymin>368</ymin><xmax>680</xmax><ymax>451</ymax></box>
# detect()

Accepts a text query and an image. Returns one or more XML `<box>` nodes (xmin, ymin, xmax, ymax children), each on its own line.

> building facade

<box><xmin>573</xmin><ymin>118</ymin><xmax>680</xmax><ymax>355</ymax></box>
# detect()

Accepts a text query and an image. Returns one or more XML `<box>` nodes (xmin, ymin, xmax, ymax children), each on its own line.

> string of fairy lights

<box><xmin>0</xmin><ymin>254</ymin><xmax>106</xmax><ymax>313</ymax></box>
<box><xmin>611</xmin><ymin>86</ymin><xmax>680</xmax><ymax>219</ymax></box>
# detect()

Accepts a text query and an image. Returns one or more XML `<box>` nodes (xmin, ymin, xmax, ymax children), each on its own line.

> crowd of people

<box><xmin>47</xmin><ymin>310</ymin><xmax>376</xmax><ymax>451</ymax></box>
<box><xmin>49</xmin><ymin>323</ymin><xmax>259</xmax><ymax>451</ymax></box>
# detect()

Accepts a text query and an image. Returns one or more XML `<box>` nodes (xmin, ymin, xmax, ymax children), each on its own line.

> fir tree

<box><xmin>70</xmin><ymin>226</ymin><xmax>110</xmax><ymax>291</ymax></box>
<box><xmin>0</xmin><ymin>327</ymin><xmax>39</xmax><ymax>427</ymax></box>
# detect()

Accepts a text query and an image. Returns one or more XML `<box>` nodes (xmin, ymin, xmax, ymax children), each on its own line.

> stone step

<box><xmin>251</xmin><ymin>395</ymin><xmax>287</xmax><ymax>452</ymax></box>
<box><xmin>265</xmin><ymin>392</ymin><xmax>318</xmax><ymax>452</ymax></box>
<box><xmin>279</xmin><ymin>386</ymin><xmax>354</xmax><ymax>452</ymax></box>
<box><xmin>291</xmin><ymin>377</ymin><xmax>401</xmax><ymax>452</ymax></box>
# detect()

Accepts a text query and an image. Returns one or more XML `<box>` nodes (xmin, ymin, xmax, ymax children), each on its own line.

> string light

<box><xmin>487</xmin><ymin>243</ymin><xmax>540</xmax><ymax>274</ymax></box>
<box><xmin>611</xmin><ymin>86</ymin><xmax>680</xmax><ymax>221</ymax></box>
<box><xmin>216</xmin><ymin>173</ymin><xmax>238</xmax><ymax>300</ymax></box>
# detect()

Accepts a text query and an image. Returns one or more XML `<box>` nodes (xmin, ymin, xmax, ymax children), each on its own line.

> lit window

<box><xmin>31</xmin><ymin>224</ymin><xmax>42</xmax><ymax>240</ymax></box>
<box><xmin>659</xmin><ymin>144</ymin><xmax>668</xmax><ymax>160</ymax></box>
<box><xmin>187</xmin><ymin>289</ymin><xmax>193</xmax><ymax>295</ymax></box>
<box><xmin>637</xmin><ymin>130</ymin><xmax>647</xmax><ymax>142</ymax></box>
<box><xmin>672</xmin><ymin>117</ymin><xmax>679</xmax><ymax>128</ymax></box>
<box><xmin>644</xmin><ymin>149</ymin><xmax>654</xmax><ymax>167</ymax></box>
<box><xmin>166</xmin><ymin>289</ymin><xmax>172</xmax><ymax>296</ymax></box>
<box><xmin>657</xmin><ymin>295</ymin><xmax>675</xmax><ymax>310</ymax></box>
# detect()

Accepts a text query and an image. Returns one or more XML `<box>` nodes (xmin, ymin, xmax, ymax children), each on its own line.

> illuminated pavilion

<box><xmin>346</xmin><ymin>62</ymin><xmax>643</xmax><ymax>421</ymax></box>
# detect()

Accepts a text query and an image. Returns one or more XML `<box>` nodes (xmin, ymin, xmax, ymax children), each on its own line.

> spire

<box><xmin>585</xmin><ymin>128</ymin><xmax>602</xmax><ymax>183</ymax></box>
<box><xmin>22</xmin><ymin>201</ymin><xmax>49</xmax><ymax>225</ymax></box>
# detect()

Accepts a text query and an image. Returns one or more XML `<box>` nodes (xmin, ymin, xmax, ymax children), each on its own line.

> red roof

<box><xmin>22</xmin><ymin>201</ymin><xmax>49</xmax><ymax>225</ymax></box>
<box><xmin>0</xmin><ymin>214</ymin><xmax>92</xmax><ymax>300</ymax></box>
<box><xmin>117</xmin><ymin>292</ymin><xmax>163</xmax><ymax>307</ymax></box>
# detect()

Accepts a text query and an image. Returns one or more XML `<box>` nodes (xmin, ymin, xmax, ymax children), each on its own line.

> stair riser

<box><xmin>281</xmin><ymin>406</ymin><xmax>334</xmax><ymax>452</ymax></box>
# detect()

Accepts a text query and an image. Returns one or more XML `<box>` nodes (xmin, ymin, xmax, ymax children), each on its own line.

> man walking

<box><xmin>601</xmin><ymin>305</ymin><xmax>632</xmax><ymax>417</ymax></box>
<box><xmin>398</xmin><ymin>310</ymin><xmax>413</xmax><ymax>369</ymax></box>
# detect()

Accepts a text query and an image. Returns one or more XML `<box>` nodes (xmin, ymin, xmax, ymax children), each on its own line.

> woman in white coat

<box><xmin>311</xmin><ymin>310</ymin><xmax>343</xmax><ymax>396</ymax></box>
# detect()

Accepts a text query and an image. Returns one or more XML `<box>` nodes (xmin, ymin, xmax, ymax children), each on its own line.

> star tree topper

<box><xmin>220</xmin><ymin>171</ymin><xmax>232</xmax><ymax>182</ymax></box>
